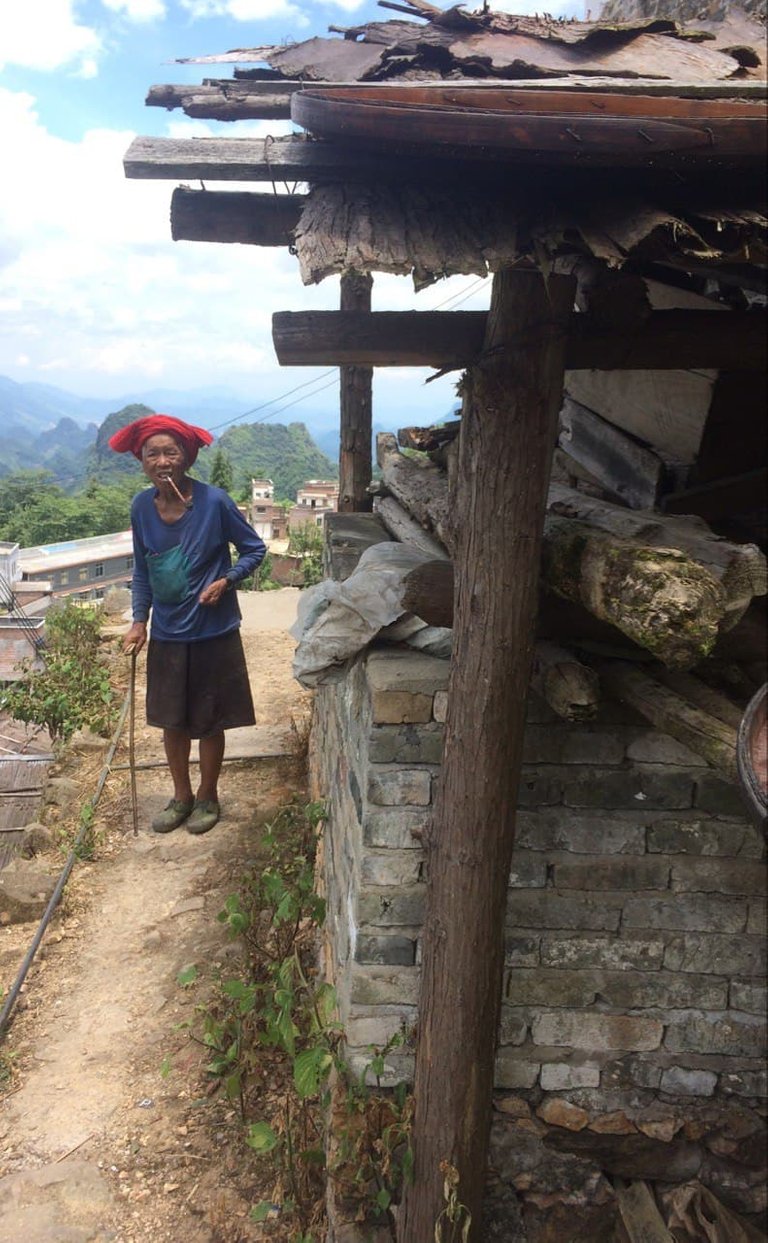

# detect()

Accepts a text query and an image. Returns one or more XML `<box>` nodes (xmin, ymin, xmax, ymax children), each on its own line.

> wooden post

<box><xmin>399</xmin><ymin>268</ymin><xmax>574</xmax><ymax>1242</ymax></box>
<box><xmin>338</xmin><ymin>272</ymin><xmax>374</xmax><ymax>512</ymax></box>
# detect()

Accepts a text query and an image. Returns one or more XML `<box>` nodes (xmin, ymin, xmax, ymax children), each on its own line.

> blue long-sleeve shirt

<box><xmin>130</xmin><ymin>481</ymin><xmax>266</xmax><ymax>642</ymax></box>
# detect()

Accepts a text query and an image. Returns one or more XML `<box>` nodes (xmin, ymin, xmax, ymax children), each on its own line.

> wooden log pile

<box><xmin>373</xmin><ymin>427</ymin><xmax>767</xmax><ymax>769</ymax></box>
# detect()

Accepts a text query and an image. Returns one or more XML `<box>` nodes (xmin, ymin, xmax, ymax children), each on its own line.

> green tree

<box><xmin>210</xmin><ymin>447</ymin><xmax>234</xmax><ymax>493</ymax></box>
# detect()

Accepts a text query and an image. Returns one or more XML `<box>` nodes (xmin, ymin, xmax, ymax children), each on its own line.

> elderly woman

<box><xmin>110</xmin><ymin>414</ymin><xmax>266</xmax><ymax>835</ymax></box>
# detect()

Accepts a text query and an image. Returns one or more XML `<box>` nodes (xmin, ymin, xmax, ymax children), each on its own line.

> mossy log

<box><xmin>531</xmin><ymin>641</ymin><xmax>600</xmax><ymax>722</ymax></box>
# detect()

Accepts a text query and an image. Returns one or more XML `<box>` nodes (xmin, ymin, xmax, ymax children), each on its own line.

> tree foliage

<box><xmin>0</xmin><ymin>470</ymin><xmax>143</xmax><ymax>547</ymax></box>
<box><xmin>210</xmin><ymin>447</ymin><xmax>234</xmax><ymax>493</ymax></box>
<box><xmin>213</xmin><ymin>422</ymin><xmax>337</xmax><ymax>501</ymax></box>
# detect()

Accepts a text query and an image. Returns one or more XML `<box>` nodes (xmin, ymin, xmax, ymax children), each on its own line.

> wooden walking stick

<box><xmin>127</xmin><ymin>644</ymin><xmax>139</xmax><ymax>836</ymax></box>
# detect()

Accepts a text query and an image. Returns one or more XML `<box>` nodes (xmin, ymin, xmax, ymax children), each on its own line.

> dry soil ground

<box><xmin>0</xmin><ymin>589</ymin><xmax>313</xmax><ymax>1243</ymax></box>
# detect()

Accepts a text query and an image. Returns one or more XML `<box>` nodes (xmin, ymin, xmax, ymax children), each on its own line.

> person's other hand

<box><xmin>199</xmin><ymin>577</ymin><xmax>229</xmax><ymax>606</ymax></box>
<box><xmin>123</xmin><ymin>621</ymin><xmax>147</xmax><ymax>654</ymax></box>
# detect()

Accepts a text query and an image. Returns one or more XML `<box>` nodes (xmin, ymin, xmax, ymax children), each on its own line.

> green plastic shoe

<box><xmin>151</xmin><ymin>799</ymin><xmax>194</xmax><ymax>834</ymax></box>
<box><xmin>186</xmin><ymin>800</ymin><xmax>221</xmax><ymax>836</ymax></box>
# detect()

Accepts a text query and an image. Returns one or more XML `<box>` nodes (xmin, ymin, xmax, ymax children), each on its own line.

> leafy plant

<box><xmin>1</xmin><ymin>600</ymin><xmax>116</xmax><ymax>742</ymax></box>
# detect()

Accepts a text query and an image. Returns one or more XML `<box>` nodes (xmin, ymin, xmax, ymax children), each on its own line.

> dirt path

<box><xmin>0</xmin><ymin>590</ymin><xmax>312</xmax><ymax>1242</ymax></box>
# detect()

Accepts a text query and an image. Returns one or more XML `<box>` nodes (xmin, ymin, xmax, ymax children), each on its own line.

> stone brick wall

<box><xmin>310</xmin><ymin>642</ymin><xmax>767</xmax><ymax>1227</ymax></box>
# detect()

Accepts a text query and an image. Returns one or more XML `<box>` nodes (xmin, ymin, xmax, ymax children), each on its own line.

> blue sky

<box><xmin>0</xmin><ymin>0</ymin><xmax>582</xmax><ymax>429</ymax></box>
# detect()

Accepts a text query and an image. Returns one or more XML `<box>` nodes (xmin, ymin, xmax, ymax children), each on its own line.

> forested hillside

<box><xmin>213</xmin><ymin>422</ymin><xmax>337</xmax><ymax>500</ymax></box>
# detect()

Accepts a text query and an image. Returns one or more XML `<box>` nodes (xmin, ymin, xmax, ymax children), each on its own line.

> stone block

<box><xmin>504</xmin><ymin>934</ymin><xmax>541</xmax><ymax>968</ymax></box>
<box><xmin>350</xmin><ymin>966</ymin><xmax>419</xmax><ymax>1006</ymax></box>
<box><xmin>347</xmin><ymin>1049</ymin><xmax>414</xmax><ymax>1089</ymax></box>
<box><xmin>719</xmin><ymin>1069</ymin><xmax>768</xmax><ymax>1098</ymax></box>
<box><xmin>664</xmin><ymin>933</ymin><xmax>766</xmax><ymax>976</ymax></box>
<box><xmin>729</xmin><ymin>982</ymin><xmax>767</xmax><ymax>1015</ymax></box>
<box><xmin>495</xmin><ymin>1053</ymin><xmax>541</xmax><ymax>1090</ymax></box>
<box><xmin>355</xmin><ymin>935</ymin><xmax>417</xmax><ymax>967</ymax></box>
<box><xmin>366</xmin><ymin>649</ymin><xmax>448</xmax><ymax>698</ymax></box>
<box><xmin>532</xmin><ymin>1011</ymin><xmax>663</xmax><ymax>1052</ymax></box>
<box><xmin>344</xmin><ymin>1011</ymin><xmax>414</xmax><ymax>1049</ymax></box>
<box><xmin>746</xmin><ymin>899</ymin><xmax>766</xmax><ymax>935</ymax></box>
<box><xmin>433</xmin><ymin>690</ymin><xmax>448</xmax><ymax>723</ymax></box>
<box><xmin>0</xmin><ymin>860</ymin><xmax>58</xmax><ymax>925</ymax></box>
<box><xmin>564</xmin><ymin>769</ymin><xmax>693</xmax><ymax>810</ymax></box>
<box><xmin>362</xmin><ymin>808</ymin><xmax>427</xmax><ymax>850</ymax></box>
<box><xmin>508</xmin><ymin>852</ymin><xmax>548</xmax><ymax>888</ymax></box>
<box><xmin>646</xmin><ymin>817</ymin><xmax>764</xmax><ymax>858</ymax></box>
<box><xmin>670</xmin><ymin>859</ymin><xmax>766</xmax><ymax>896</ymax></box>
<box><xmin>597</xmin><ymin>971</ymin><xmax>727</xmax><ymax>1010</ymax></box>
<box><xmin>516</xmin><ymin>810</ymin><xmax>646</xmax><ymax>855</ymax></box>
<box><xmin>506</xmin><ymin>891</ymin><xmax>621</xmax><ymax>931</ymax></box>
<box><xmin>506</xmin><ymin>969</ymin><xmax>601</xmax><ymax>1008</ymax></box>
<box><xmin>602</xmin><ymin>1057</ymin><xmax>663</xmax><ymax>1090</ymax></box>
<box><xmin>694</xmin><ymin>773</ymin><xmax>747</xmax><ymax>816</ymax></box>
<box><xmin>664</xmin><ymin>1015</ymin><xmax>765</xmax><ymax>1058</ymax></box>
<box><xmin>622</xmin><ymin>895</ymin><xmax>747</xmax><ymax>933</ymax></box>
<box><xmin>552</xmin><ymin>856</ymin><xmax>671</xmax><ymax>891</ymax></box>
<box><xmin>42</xmin><ymin>776</ymin><xmax>80</xmax><ymax>806</ymax></box>
<box><xmin>626</xmin><ymin>731</ymin><xmax>708</xmax><ymax>766</ymax></box>
<box><xmin>540</xmin><ymin>933</ymin><xmax>664</xmax><ymax>972</ymax></box>
<box><xmin>359</xmin><ymin>887</ymin><xmax>425</xmax><ymax>928</ymax></box>
<box><xmin>360</xmin><ymin>851</ymin><xmax>421</xmax><ymax>888</ymax></box>
<box><xmin>368</xmin><ymin>723</ymin><xmax>444</xmax><ymax>765</ymax></box>
<box><xmin>660</xmin><ymin>1066</ymin><xmax>717</xmax><ymax>1097</ymax></box>
<box><xmin>537</xmin><ymin>1098</ymin><xmax>590</xmax><ymax>1130</ymax></box>
<box><xmin>498</xmin><ymin>1007</ymin><xmax>528</xmax><ymax>1046</ymax></box>
<box><xmin>525</xmin><ymin>691</ymin><xmax>559</xmax><ymax>724</ymax></box>
<box><xmin>522</xmin><ymin>727</ymin><xmax>625</xmax><ymax>766</ymax></box>
<box><xmin>540</xmin><ymin>1063</ymin><xmax>601</xmax><ymax>1091</ymax></box>
<box><xmin>517</xmin><ymin>772</ymin><xmax>564</xmax><ymax>807</ymax></box>
<box><xmin>367</xmin><ymin>766</ymin><xmax>432</xmax><ymax>807</ymax></box>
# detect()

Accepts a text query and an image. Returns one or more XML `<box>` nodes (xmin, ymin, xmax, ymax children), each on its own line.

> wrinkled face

<box><xmin>141</xmin><ymin>433</ymin><xmax>186</xmax><ymax>489</ymax></box>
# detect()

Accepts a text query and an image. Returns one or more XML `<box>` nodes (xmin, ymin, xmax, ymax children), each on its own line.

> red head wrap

<box><xmin>108</xmin><ymin>414</ymin><xmax>214</xmax><ymax>466</ymax></box>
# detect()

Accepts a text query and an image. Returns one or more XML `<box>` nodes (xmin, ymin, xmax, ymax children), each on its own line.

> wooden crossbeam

<box><xmin>272</xmin><ymin>309</ymin><xmax>768</xmax><ymax>371</ymax></box>
<box><xmin>124</xmin><ymin>135</ymin><xmax>427</xmax><ymax>183</ymax></box>
<box><xmin>171</xmin><ymin>187</ymin><xmax>304</xmax><ymax>245</ymax></box>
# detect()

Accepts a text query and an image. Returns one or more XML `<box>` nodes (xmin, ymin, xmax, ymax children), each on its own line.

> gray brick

<box><xmin>626</xmin><ymin>731</ymin><xmax>708</xmax><ymax>766</ymax></box>
<box><xmin>506</xmin><ymin>969</ymin><xmax>600</xmax><ymax>1008</ymax></box>
<box><xmin>345</xmin><ymin>1011</ymin><xmax>415</xmax><ymax>1049</ymax></box>
<box><xmin>498</xmin><ymin>1007</ymin><xmax>528</xmax><ymax>1046</ymax></box>
<box><xmin>540</xmin><ymin>1063</ymin><xmax>601</xmax><ymax>1091</ymax></box>
<box><xmin>506</xmin><ymin>891</ymin><xmax>621</xmax><ymax>931</ymax></box>
<box><xmin>532</xmin><ymin>1011</ymin><xmax>663</xmax><ymax>1052</ymax></box>
<box><xmin>647</xmin><ymin>818</ymin><xmax>764</xmax><ymax>859</ymax></box>
<box><xmin>670</xmin><ymin>859</ymin><xmax>766</xmax><ymax>896</ymax></box>
<box><xmin>564</xmin><ymin>769</ymin><xmax>694</xmax><ymax>810</ymax></box>
<box><xmin>355</xmin><ymin>935</ymin><xmax>417</xmax><ymax>967</ymax></box>
<box><xmin>350</xmin><ymin>966</ymin><xmax>419</xmax><ymax>1006</ymax></box>
<box><xmin>596</xmin><ymin>971</ymin><xmax>727</xmax><ymax>1010</ymax></box>
<box><xmin>540</xmin><ymin>933</ymin><xmax>664</xmax><ymax>972</ymax></box>
<box><xmin>504</xmin><ymin>934</ymin><xmax>540</xmax><ymax>968</ymax></box>
<box><xmin>694</xmin><ymin>773</ymin><xmax>746</xmax><ymax>816</ymax></box>
<box><xmin>366</xmin><ymin>649</ymin><xmax>449</xmax><ymax>696</ymax></box>
<box><xmin>747</xmin><ymin>899</ymin><xmax>766</xmax><ymax>935</ymax></box>
<box><xmin>665</xmin><ymin>1014</ymin><xmax>765</xmax><ymax>1058</ymax></box>
<box><xmin>368</xmin><ymin>723</ymin><xmax>444</xmax><ymax>765</ymax></box>
<box><xmin>553</xmin><ymin>856</ymin><xmax>670</xmax><ymax>891</ymax></box>
<box><xmin>522</xmin><ymin>727</ymin><xmax>625</xmax><ymax>766</ymax></box>
<box><xmin>495</xmin><ymin>1053</ymin><xmax>540</xmax><ymax>1090</ymax></box>
<box><xmin>664</xmin><ymin>933</ymin><xmax>766</xmax><ymax>976</ymax></box>
<box><xmin>368</xmin><ymin>766</ymin><xmax>432</xmax><ymax>807</ymax></box>
<box><xmin>508</xmin><ymin>851</ymin><xmax>548</xmax><ymax>888</ymax></box>
<box><xmin>719</xmin><ymin>1068</ymin><xmax>768</xmax><ymax>1098</ymax></box>
<box><xmin>359</xmin><ymin>887</ymin><xmax>425</xmax><ymax>928</ymax></box>
<box><xmin>363</xmin><ymin>808</ymin><xmax>427</xmax><ymax>849</ymax></box>
<box><xmin>433</xmin><ymin>690</ymin><xmax>448</xmax><ymax>723</ymax></box>
<box><xmin>660</xmin><ymin>1066</ymin><xmax>717</xmax><ymax>1097</ymax></box>
<box><xmin>518</xmin><ymin>772</ymin><xmax>563</xmax><ymax>807</ymax></box>
<box><xmin>516</xmin><ymin>810</ymin><xmax>646</xmax><ymax>855</ymax></box>
<box><xmin>360</xmin><ymin>851</ymin><xmax>421</xmax><ymax>888</ymax></box>
<box><xmin>623</xmin><ymin>894</ymin><xmax>747</xmax><ymax>933</ymax></box>
<box><xmin>729</xmin><ymin>982</ymin><xmax>767</xmax><ymax>1015</ymax></box>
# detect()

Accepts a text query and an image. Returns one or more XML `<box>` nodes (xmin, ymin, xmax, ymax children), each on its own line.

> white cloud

<box><xmin>0</xmin><ymin>1</ymin><xmax>102</xmax><ymax>74</ymax></box>
<box><xmin>179</xmin><ymin>0</ymin><xmax>305</xmax><ymax>22</ymax></box>
<box><xmin>101</xmin><ymin>0</ymin><xmax>167</xmax><ymax>20</ymax></box>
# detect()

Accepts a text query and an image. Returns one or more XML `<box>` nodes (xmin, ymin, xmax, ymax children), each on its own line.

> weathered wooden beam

<box><xmin>595</xmin><ymin>660</ymin><xmax>738</xmax><ymax>780</ymax></box>
<box><xmin>558</xmin><ymin>395</ymin><xmax>666</xmax><ymax>510</ymax></box>
<box><xmin>146</xmin><ymin>81</ymin><xmax>295</xmax><ymax>120</ymax></box>
<box><xmin>272</xmin><ymin>309</ymin><xmax>767</xmax><ymax>371</ymax></box>
<box><xmin>377</xmin><ymin>432</ymin><xmax>452</xmax><ymax>550</ymax></box>
<box><xmin>531</xmin><ymin>640</ymin><xmax>601</xmax><ymax>722</ymax></box>
<box><xmin>338</xmin><ymin>272</ymin><xmax>373</xmax><ymax>514</ymax></box>
<box><xmin>171</xmin><ymin>188</ymin><xmax>304</xmax><ymax>246</ymax></box>
<box><xmin>397</xmin><ymin>421</ymin><xmax>461</xmax><ymax>452</ymax></box>
<box><xmin>124</xmin><ymin>134</ymin><xmax>429</xmax><ymax>183</ymax></box>
<box><xmin>400</xmin><ymin>269</ymin><xmax>575</xmax><ymax>1242</ymax></box>
<box><xmin>372</xmin><ymin>496</ymin><xmax>448</xmax><ymax>560</ymax></box>
<box><xmin>401</xmin><ymin>559</ymin><xmax>453</xmax><ymax>626</ymax></box>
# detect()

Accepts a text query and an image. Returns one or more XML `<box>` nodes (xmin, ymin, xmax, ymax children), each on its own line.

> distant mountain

<box><xmin>214</xmin><ymin>422</ymin><xmax>337</xmax><ymax>500</ymax></box>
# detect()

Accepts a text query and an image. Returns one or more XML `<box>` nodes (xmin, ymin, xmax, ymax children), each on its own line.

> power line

<box><xmin>207</xmin><ymin>368</ymin><xmax>336</xmax><ymax>433</ymax></box>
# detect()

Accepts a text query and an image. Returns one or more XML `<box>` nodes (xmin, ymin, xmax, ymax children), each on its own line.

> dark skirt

<box><xmin>146</xmin><ymin>630</ymin><xmax>255</xmax><ymax>739</ymax></box>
